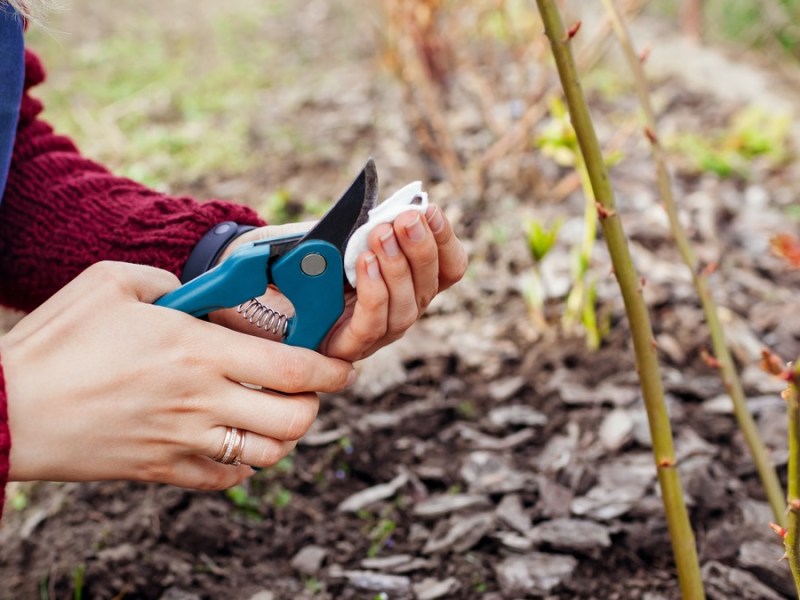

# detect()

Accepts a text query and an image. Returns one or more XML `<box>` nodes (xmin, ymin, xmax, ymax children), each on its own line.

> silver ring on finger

<box><xmin>213</xmin><ymin>426</ymin><xmax>235</xmax><ymax>463</ymax></box>
<box><xmin>214</xmin><ymin>426</ymin><xmax>241</xmax><ymax>465</ymax></box>
<box><xmin>231</xmin><ymin>430</ymin><xmax>246</xmax><ymax>467</ymax></box>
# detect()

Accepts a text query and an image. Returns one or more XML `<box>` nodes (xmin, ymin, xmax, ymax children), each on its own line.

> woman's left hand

<box><xmin>209</xmin><ymin>204</ymin><xmax>467</xmax><ymax>362</ymax></box>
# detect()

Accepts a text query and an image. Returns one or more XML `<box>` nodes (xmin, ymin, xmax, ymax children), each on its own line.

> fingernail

<box><xmin>365</xmin><ymin>253</ymin><xmax>381</xmax><ymax>280</ymax></box>
<box><xmin>426</xmin><ymin>206</ymin><xmax>445</xmax><ymax>235</ymax></box>
<box><xmin>405</xmin><ymin>214</ymin><xmax>426</xmax><ymax>242</ymax></box>
<box><xmin>380</xmin><ymin>229</ymin><xmax>400</xmax><ymax>257</ymax></box>
<box><xmin>346</xmin><ymin>369</ymin><xmax>358</xmax><ymax>388</ymax></box>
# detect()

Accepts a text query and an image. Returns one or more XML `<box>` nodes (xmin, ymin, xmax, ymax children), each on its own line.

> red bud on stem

<box><xmin>563</xmin><ymin>20</ymin><xmax>582</xmax><ymax>41</ymax></box>
<box><xmin>700</xmin><ymin>349</ymin><xmax>721</xmax><ymax>370</ymax></box>
<box><xmin>771</xmin><ymin>522</ymin><xmax>789</xmax><ymax>538</ymax></box>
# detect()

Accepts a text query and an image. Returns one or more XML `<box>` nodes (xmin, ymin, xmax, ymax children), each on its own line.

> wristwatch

<box><xmin>180</xmin><ymin>221</ymin><xmax>256</xmax><ymax>284</ymax></box>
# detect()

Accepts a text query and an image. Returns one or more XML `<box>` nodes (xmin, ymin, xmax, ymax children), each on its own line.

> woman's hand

<box><xmin>0</xmin><ymin>261</ymin><xmax>354</xmax><ymax>489</ymax></box>
<box><xmin>211</xmin><ymin>204</ymin><xmax>468</xmax><ymax>361</ymax></box>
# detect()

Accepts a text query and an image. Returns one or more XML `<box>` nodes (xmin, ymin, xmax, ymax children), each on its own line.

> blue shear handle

<box><xmin>154</xmin><ymin>243</ymin><xmax>271</xmax><ymax>317</ymax></box>
<box><xmin>273</xmin><ymin>240</ymin><xmax>345</xmax><ymax>350</ymax></box>
<box><xmin>154</xmin><ymin>239</ymin><xmax>345</xmax><ymax>350</ymax></box>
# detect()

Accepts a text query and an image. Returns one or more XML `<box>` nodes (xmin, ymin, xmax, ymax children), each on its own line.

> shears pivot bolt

<box><xmin>301</xmin><ymin>253</ymin><xmax>327</xmax><ymax>276</ymax></box>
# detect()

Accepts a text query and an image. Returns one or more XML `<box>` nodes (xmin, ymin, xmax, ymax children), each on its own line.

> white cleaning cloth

<box><xmin>344</xmin><ymin>181</ymin><xmax>429</xmax><ymax>287</ymax></box>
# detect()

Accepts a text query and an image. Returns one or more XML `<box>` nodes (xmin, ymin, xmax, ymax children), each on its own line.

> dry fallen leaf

<box><xmin>771</xmin><ymin>233</ymin><xmax>800</xmax><ymax>268</ymax></box>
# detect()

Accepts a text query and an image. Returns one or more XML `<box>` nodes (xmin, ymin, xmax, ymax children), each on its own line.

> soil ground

<box><xmin>1</xmin><ymin>1</ymin><xmax>800</xmax><ymax>599</ymax></box>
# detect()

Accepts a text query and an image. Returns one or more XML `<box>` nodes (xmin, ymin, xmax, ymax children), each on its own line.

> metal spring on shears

<box><xmin>237</xmin><ymin>298</ymin><xmax>290</xmax><ymax>338</ymax></box>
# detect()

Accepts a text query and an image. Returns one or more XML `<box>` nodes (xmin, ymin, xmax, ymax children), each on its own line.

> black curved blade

<box><xmin>303</xmin><ymin>158</ymin><xmax>378</xmax><ymax>254</ymax></box>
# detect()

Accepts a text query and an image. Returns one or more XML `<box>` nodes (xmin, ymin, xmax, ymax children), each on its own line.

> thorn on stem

<box><xmin>639</xmin><ymin>44</ymin><xmax>652</xmax><ymax>64</ymax></box>
<box><xmin>699</xmin><ymin>262</ymin><xmax>718</xmax><ymax>277</ymax></box>
<box><xmin>700</xmin><ymin>349</ymin><xmax>721</xmax><ymax>370</ymax></box>
<box><xmin>596</xmin><ymin>202</ymin><xmax>614</xmax><ymax>220</ymax></box>
<box><xmin>770</xmin><ymin>522</ymin><xmax>788</xmax><ymax>538</ymax></box>
<box><xmin>789</xmin><ymin>498</ymin><xmax>800</xmax><ymax>512</ymax></box>
<box><xmin>644</xmin><ymin>126</ymin><xmax>659</xmax><ymax>146</ymax></box>
<box><xmin>780</xmin><ymin>367</ymin><xmax>799</xmax><ymax>386</ymax></box>
<box><xmin>563</xmin><ymin>21</ymin><xmax>582</xmax><ymax>42</ymax></box>
<box><xmin>658</xmin><ymin>458</ymin><xmax>675</xmax><ymax>468</ymax></box>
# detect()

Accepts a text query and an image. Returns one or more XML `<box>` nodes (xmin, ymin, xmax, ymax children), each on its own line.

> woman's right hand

<box><xmin>0</xmin><ymin>261</ymin><xmax>355</xmax><ymax>490</ymax></box>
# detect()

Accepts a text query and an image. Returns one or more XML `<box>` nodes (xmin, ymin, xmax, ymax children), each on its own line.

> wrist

<box><xmin>181</xmin><ymin>222</ymin><xmax>256</xmax><ymax>283</ymax></box>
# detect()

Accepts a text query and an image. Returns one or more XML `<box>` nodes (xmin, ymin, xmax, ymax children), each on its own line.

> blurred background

<box><xmin>20</xmin><ymin>0</ymin><xmax>800</xmax><ymax>207</ymax></box>
<box><xmin>2</xmin><ymin>1</ymin><xmax>800</xmax><ymax>598</ymax></box>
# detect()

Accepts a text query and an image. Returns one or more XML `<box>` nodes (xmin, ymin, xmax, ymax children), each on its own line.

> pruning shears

<box><xmin>155</xmin><ymin>159</ymin><xmax>378</xmax><ymax>350</ymax></box>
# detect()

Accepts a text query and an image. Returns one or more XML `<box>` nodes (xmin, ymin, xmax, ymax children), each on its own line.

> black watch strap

<box><xmin>181</xmin><ymin>221</ymin><xmax>257</xmax><ymax>284</ymax></box>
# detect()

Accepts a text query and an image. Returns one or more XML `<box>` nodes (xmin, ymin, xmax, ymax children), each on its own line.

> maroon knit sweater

<box><xmin>0</xmin><ymin>50</ymin><xmax>266</xmax><ymax>516</ymax></box>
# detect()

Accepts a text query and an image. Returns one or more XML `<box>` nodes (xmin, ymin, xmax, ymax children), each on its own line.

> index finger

<box><xmin>208</xmin><ymin>323</ymin><xmax>355</xmax><ymax>393</ymax></box>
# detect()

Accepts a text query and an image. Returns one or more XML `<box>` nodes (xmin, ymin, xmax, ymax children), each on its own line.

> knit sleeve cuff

<box><xmin>0</xmin><ymin>48</ymin><xmax>269</xmax><ymax>312</ymax></box>
<box><xmin>0</xmin><ymin>354</ymin><xmax>10</xmax><ymax>520</ymax></box>
<box><xmin>0</xmin><ymin>167</ymin><xmax>267</xmax><ymax>311</ymax></box>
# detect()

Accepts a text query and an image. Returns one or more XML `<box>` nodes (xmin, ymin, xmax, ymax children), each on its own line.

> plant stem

<box><xmin>786</xmin><ymin>360</ymin><xmax>800</xmax><ymax>593</ymax></box>
<box><xmin>600</xmin><ymin>0</ymin><xmax>786</xmax><ymax>525</ymax></box>
<box><xmin>535</xmin><ymin>2</ymin><xmax>705</xmax><ymax>597</ymax></box>
<box><xmin>681</xmin><ymin>0</ymin><xmax>704</xmax><ymax>43</ymax></box>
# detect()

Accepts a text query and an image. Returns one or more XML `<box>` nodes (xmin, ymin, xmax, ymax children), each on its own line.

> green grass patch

<box><xmin>668</xmin><ymin>106</ymin><xmax>791</xmax><ymax>177</ymax></box>
<box><xmin>649</xmin><ymin>0</ymin><xmax>800</xmax><ymax>61</ymax></box>
<box><xmin>26</xmin><ymin>3</ymin><xmax>285</xmax><ymax>188</ymax></box>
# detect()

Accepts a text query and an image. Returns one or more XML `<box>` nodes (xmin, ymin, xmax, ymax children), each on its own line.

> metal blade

<box><xmin>302</xmin><ymin>158</ymin><xmax>378</xmax><ymax>254</ymax></box>
<box><xmin>352</xmin><ymin>158</ymin><xmax>379</xmax><ymax>231</ymax></box>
